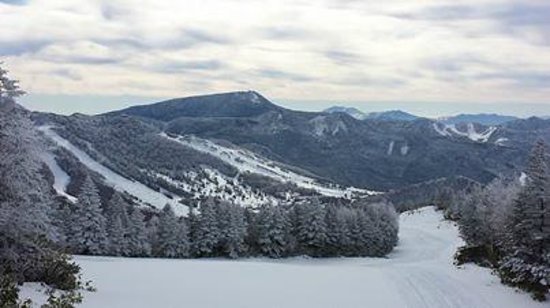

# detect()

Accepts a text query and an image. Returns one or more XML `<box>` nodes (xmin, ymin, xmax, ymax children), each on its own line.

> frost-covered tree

<box><xmin>256</xmin><ymin>205</ymin><xmax>289</xmax><ymax>258</ymax></box>
<box><xmin>105</xmin><ymin>193</ymin><xmax>130</xmax><ymax>256</ymax></box>
<box><xmin>154</xmin><ymin>204</ymin><xmax>189</xmax><ymax>258</ymax></box>
<box><xmin>192</xmin><ymin>199</ymin><xmax>220</xmax><ymax>257</ymax></box>
<box><xmin>0</xmin><ymin>74</ymin><xmax>58</xmax><ymax>280</ymax></box>
<box><xmin>295</xmin><ymin>199</ymin><xmax>327</xmax><ymax>256</ymax></box>
<box><xmin>499</xmin><ymin>141</ymin><xmax>550</xmax><ymax>300</ymax></box>
<box><xmin>0</xmin><ymin>65</ymin><xmax>25</xmax><ymax>100</ymax></box>
<box><xmin>127</xmin><ymin>208</ymin><xmax>152</xmax><ymax>257</ymax></box>
<box><xmin>217</xmin><ymin>202</ymin><xmax>247</xmax><ymax>258</ymax></box>
<box><xmin>67</xmin><ymin>176</ymin><xmax>108</xmax><ymax>255</ymax></box>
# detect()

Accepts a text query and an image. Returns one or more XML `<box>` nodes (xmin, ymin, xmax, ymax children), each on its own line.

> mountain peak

<box><xmin>323</xmin><ymin>106</ymin><xmax>367</xmax><ymax>120</ymax></box>
<box><xmin>109</xmin><ymin>90</ymin><xmax>279</xmax><ymax>121</ymax></box>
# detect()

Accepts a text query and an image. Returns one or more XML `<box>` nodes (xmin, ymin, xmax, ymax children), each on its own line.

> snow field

<box><xmin>23</xmin><ymin>206</ymin><xmax>544</xmax><ymax>308</ymax></box>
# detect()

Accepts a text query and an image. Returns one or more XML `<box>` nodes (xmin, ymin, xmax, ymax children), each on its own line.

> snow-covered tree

<box><xmin>67</xmin><ymin>176</ymin><xmax>108</xmax><ymax>255</ymax></box>
<box><xmin>127</xmin><ymin>208</ymin><xmax>152</xmax><ymax>257</ymax></box>
<box><xmin>105</xmin><ymin>193</ymin><xmax>130</xmax><ymax>256</ymax></box>
<box><xmin>217</xmin><ymin>202</ymin><xmax>247</xmax><ymax>258</ymax></box>
<box><xmin>295</xmin><ymin>199</ymin><xmax>327</xmax><ymax>255</ymax></box>
<box><xmin>499</xmin><ymin>141</ymin><xmax>550</xmax><ymax>300</ymax></box>
<box><xmin>154</xmin><ymin>204</ymin><xmax>189</xmax><ymax>258</ymax></box>
<box><xmin>257</xmin><ymin>205</ymin><xmax>289</xmax><ymax>258</ymax></box>
<box><xmin>192</xmin><ymin>199</ymin><xmax>220</xmax><ymax>257</ymax></box>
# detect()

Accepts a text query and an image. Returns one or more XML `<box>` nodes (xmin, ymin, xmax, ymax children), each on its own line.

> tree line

<box><xmin>61</xmin><ymin>175</ymin><xmax>399</xmax><ymax>260</ymax></box>
<box><xmin>448</xmin><ymin>140</ymin><xmax>550</xmax><ymax>300</ymax></box>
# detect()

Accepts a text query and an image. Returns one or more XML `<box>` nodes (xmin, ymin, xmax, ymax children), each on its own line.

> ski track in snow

<box><xmin>37</xmin><ymin>126</ymin><xmax>188</xmax><ymax>215</ymax></box>
<box><xmin>40</xmin><ymin>151</ymin><xmax>77</xmax><ymax>202</ymax></box>
<box><xmin>433</xmin><ymin>122</ymin><xmax>497</xmax><ymax>143</ymax></box>
<box><xmin>161</xmin><ymin>133</ymin><xmax>374</xmax><ymax>198</ymax></box>
<box><xmin>22</xmin><ymin>207</ymin><xmax>545</xmax><ymax>308</ymax></box>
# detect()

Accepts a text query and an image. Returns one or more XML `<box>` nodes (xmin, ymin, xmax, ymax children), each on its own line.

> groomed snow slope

<box><xmin>22</xmin><ymin>207</ymin><xmax>543</xmax><ymax>308</ymax></box>
<box><xmin>161</xmin><ymin>133</ymin><xmax>373</xmax><ymax>198</ymax></box>
<box><xmin>37</xmin><ymin>126</ymin><xmax>187</xmax><ymax>215</ymax></box>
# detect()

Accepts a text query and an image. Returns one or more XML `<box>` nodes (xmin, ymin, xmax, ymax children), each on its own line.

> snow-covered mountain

<box><xmin>324</xmin><ymin>106</ymin><xmax>419</xmax><ymax>122</ymax></box>
<box><xmin>323</xmin><ymin>106</ymin><xmax>367</xmax><ymax>120</ymax></box>
<box><xmin>364</xmin><ymin>110</ymin><xmax>419</xmax><ymax>122</ymax></box>
<box><xmin>439</xmin><ymin>113</ymin><xmax>519</xmax><ymax>126</ymax></box>
<box><xmin>32</xmin><ymin>91</ymin><xmax>550</xmax><ymax>208</ymax></box>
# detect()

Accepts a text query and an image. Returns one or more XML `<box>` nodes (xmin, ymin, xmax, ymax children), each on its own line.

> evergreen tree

<box><xmin>105</xmin><ymin>193</ymin><xmax>130</xmax><ymax>256</ymax></box>
<box><xmin>295</xmin><ymin>199</ymin><xmax>327</xmax><ymax>256</ymax></box>
<box><xmin>154</xmin><ymin>204</ymin><xmax>188</xmax><ymax>258</ymax></box>
<box><xmin>127</xmin><ymin>208</ymin><xmax>152</xmax><ymax>257</ymax></box>
<box><xmin>192</xmin><ymin>199</ymin><xmax>220</xmax><ymax>257</ymax></box>
<box><xmin>257</xmin><ymin>205</ymin><xmax>289</xmax><ymax>258</ymax></box>
<box><xmin>67</xmin><ymin>176</ymin><xmax>108</xmax><ymax>255</ymax></box>
<box><xmin>218</xmin><ymin>202</ymin><xmax>247</xmax><ymax>258</ymax></box>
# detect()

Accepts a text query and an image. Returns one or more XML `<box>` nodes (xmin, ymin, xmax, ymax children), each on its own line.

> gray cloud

<box><xmin>255</xmin><ymin>68</ymin><xmax>314</xmax><ymax>82</ymax></box>
<box><xmin>324</xmin><ymin>50</ymin><xmax>363</xmax><ymax>65</ymax></box>
<box><xmin>0</xmin><ymin>40</ymin><xmax>51</xmax><ymax>56</ymax></box>
<box><xmin>0</xmin><ymin>0</ymin><xmax>28</xmax><ymax>5</ymax></box>
<box><xmin>153</xmin><ymin>59</ymin><xmax>226</xmax><ymax>73</ymax></box>
<box><xmin>476</xmin><ymin>71</ymin><xmax>550</xmax><ymax>88</ymax></box>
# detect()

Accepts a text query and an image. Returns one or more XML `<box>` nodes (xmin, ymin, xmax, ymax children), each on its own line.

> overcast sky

<box><xmin>1</xmin><ymin>0</ymin><xmax>550</xmax><ymax>117</ymax></box>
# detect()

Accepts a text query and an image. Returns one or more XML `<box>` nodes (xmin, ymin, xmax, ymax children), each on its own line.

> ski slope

<box><xmin>37</xmin><ymin>126</ymin><xmax>187</xmax><ymax>215</ymax></box>
<box><xmin>161</xmin><ymin>133</ymin><xmax>373</xmax><ymax>198</ymax></box>
<box><xmin>23</xmin><ymin>207</ymin><xmax>544</xmax><ymax>308</ymax></box>
<box><xmin>433</xmin><ymin>122</ymin><xmax>497</xmax><ymax>143</ymax></box>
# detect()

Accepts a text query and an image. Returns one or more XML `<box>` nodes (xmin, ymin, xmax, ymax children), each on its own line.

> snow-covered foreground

<box><xmin>24</xmin><ymin>207</ymin><xmax>545</xmax><ymax>307</ymax></box>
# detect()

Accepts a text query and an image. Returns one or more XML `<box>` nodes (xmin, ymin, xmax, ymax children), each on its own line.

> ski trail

<box><xmin>22</xmin><ymin>207</ymin><xmax>543</xmax><ymax>308</ymax></box>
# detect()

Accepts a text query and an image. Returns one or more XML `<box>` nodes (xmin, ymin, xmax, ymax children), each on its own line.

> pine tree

<box><xmin>500</xmin><ymin>141</ymin><xmax>550</xmax><ymax>300</ymax></box>
<box><xmin>154</xmin><ymin>204</ymin><xmax>183</xmax><ymax>258</ymax></box>
<box><xmin>257</xmin><ymin>205</ymin><xmax>288</xmax><ymax>258</ymax></box>
<box><xmin>105</xmin><ymin>193</ymin><xmax>130</xmax><ymax>256</ymax></box>
<box><xmin>295</xmin><ymin>199</ymin><xmax>327</xmax><ymax>256</ymax></box>
<box><xmin>67</xmin><ymin>176</ymin><xmax>108</xmax><ymax>255</ymax></box>
<box><xmin>127</xmin><ymin>208</ymin><xmax>152</xmax><ymax>257</ymax></box>
<box><xmin>192</xmin><ymin>199</ymin><xmax>220</xmax><ymax>257</ymax></box>
<box><xmin>218</xmin><ymin>202</ymin><xmax>247</xmax><ymax>258</ymax></box>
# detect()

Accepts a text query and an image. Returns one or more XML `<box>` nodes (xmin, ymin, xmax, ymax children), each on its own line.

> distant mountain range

<box><xmin>324</xmin><ymin>106</ymin><xmax>419</xmax><ymax>122</ymax></box>
<box><xmin>323</xmin><ymin>106</ymin><xmax>528</xmax><ymax>126</ymax></box>
<box><xmin>31</xmin><ymin>90</ymin><xmax>550</xmax><ymax>209</ymax></box>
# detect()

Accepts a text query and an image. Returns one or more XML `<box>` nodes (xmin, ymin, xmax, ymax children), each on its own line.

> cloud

<box><xmin>1</xmin><ymin>0</ymin><xmax>549</xmax><ymax>115</ymax></box>
<box><xmin>255</xmin><ymin>68</ymin><xmax>314</xmax><ymax>82</ymax></box>
<box><xmin>476</xmin><ymin>71</ymin><xmax>550</xmax><ymax>88</ymax></box>
<box><xmin>153</xmin><ymin>59</ymin><xmax>226</xmax><ymax>73</ymax></box>
<box><xmin>0</xmin><ymin>0</ymin><xmax>28</xmax><ymax>5</ymax></box>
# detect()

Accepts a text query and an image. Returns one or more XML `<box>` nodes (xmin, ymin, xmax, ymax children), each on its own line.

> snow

<box><xmin>387</xmin><ymin>140</ymin><xmax>394</xmax><ymax>155</ymax></box>
<box><xmin>495</xmin><ymin>137</ymin><xmax>509</xmax><ymax>146</ymax></box>
<box><xmin>38</xmin><ymin>126</ymin><xmax>188</xmax><ymax>215</ymax></box>
<box><xmin>40</xmin><ymin>151</ymin><xmax>77</xmax><ymax>202</ymax></box>
<box><xmin>433</xmin><ymin>122</ymin><xmax>497</xmax><ymax>143</ymax></box>
<box><xmin>54</xmin><ymin>207</ymin><xmax>544</xmax><ymax>308</ymax></box>
<box><xmin>144</xmin><ymin>168</ymin><xmax>280</xmax><ymax>208</ymax></box>
<box><xmin>400</xmin><ymin>144</ymin><xmax>410</xmax><ymax>156</ymax></box>
<box><xmin>161</xmin><ymin>133</ymin><xmax>373</xmax><ymax>198</ymax></box>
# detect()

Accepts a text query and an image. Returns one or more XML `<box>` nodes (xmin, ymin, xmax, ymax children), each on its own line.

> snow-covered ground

<box><xmin>37</xmin><ymin>126</ymin><xmax>188</xmax><ymax>215</ymax></box>
<box><xmin>161</xmin><ymin>133</ymin><xmax>373</xmax><ymax>198</ymax></box>
<box><xmin>39</xmin><ymin>151</ymin><xmax>77</xmax><ymax>202</ymax></box>
<box><xmin>433</xmin><ymin>122</ymin><xmax>497</xmax><ymax>143</ymax></box>
<box><xmin>22</xmin><ymin>206</ymin><xmax>544</xmax><ymax>308</ymax></box>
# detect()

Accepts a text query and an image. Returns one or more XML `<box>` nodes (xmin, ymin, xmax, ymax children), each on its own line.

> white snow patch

<box><xmin>433</xmin><ymin>122</ymin><xmax>452</xmax><ymax>137</ymax></box>
<box><xmin>519</xmin><ymin>172</ymin><xmax>528</xmax><ymax>186</ymax></box>
<box><xmin>40</xmin><ymin>151</ymin><xmax>77</xmax><ymax>202</ymax></box>
<box><xmin>400</xmin><ymin>144</ymin><xmax>409</xmax><ymax>156</ymax></box>
<box><xmin>434</xmin><ymin>122</ymin><xmax>497</xmax><ymax>143</ymax></box>
<box><xmin>38</xmin><ymin>126</ymin><xmax>187</xmax><ymax>215</ymax></box>
<box><xmin>145</xmin><ymin>168</ymin><xmax>280</xmax><ymax>208</ymax></box>
<box><xmin>387</xmin><ymin>141</ymin><xmax>394</xmax><ymax>155</ymax></box>
<box><xmin>161</xmin><ymin>133</ymin><xmax>373</xmax><ymax>198</ymax></box>
<box><xmin>495</xmin><ymin>137</ymin><xmax>509</xmax><ymax>146</ymax></box>
<box><xmin>73</xmin><ymin>207</ymin><xmax>545</xmax><ymax>308</ymax></box>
